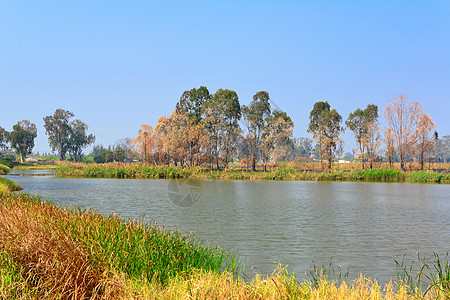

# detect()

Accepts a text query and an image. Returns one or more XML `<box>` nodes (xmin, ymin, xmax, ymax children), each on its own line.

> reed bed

<box><xmin>1</xmin><ymin>187</ymin><xmax>449</xmax><ymax>299</ymax></box>
<box><xmin>54</xmin><ymin>162</ymin><xmax>449</xmax><ymax>184</ymax></box>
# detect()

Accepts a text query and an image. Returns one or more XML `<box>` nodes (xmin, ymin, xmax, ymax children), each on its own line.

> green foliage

<box><xmin>9</xmin><ymin>120</ymin><xmax>37</xmax><ymax>163</ymax></box>
<box><xmin>176</xmin><ymin>86</ymin><xmax>211</xmax><ymax>124</ymax></box>
<box><xmin>43</xmin><ymin>108</ymin><xmax>74</xmax><ymax>160</ymax></box>
<box><xmin>0</xmin><ymin>176</ymin><xmax>22</xmax><ymax>194</ymax></box>
<box><xmin>0</xmin><ymin>164</ymin><xmax>10</xmax><ymax>174</ymax></box>
<box><xmin>0</xmin><ymin>127</ymin><xmax>9</xmax><ymax>150</ymax></box>
<box><xmin>306</xmin><ymin>258</ymin><xmax>351</xmax><ymax>289</ymax></box>
<box><xmin>407</xmin><ymin>171</ymin><xmax>450</xmax><ymax>184</ymax></box>
<box><xmin>67</xmin><ymin>119</ymin><xmax>95</xmax><ymax>162</ymax></box>
<box><xmin>242</xmin><ymin>91</ymin><xmax>272</xmax><ymax>171</ymax></box>
<box><xmin>0</xmin><ymin>155</ymin><xmax>17</xmax><ymax>168</ymax></box>
<box><xmin>394</xmin><ymin>252</ymin><xmax>450</xmax><ymax>297</ymax></box>
<box><xmin>308</xmin><ymin>101</ymin><xmax>344</xmax><ymax>169</ymax></box>
<box><xmin>350</xmin><ymin>169</ymin><xmax>405</xmax><ymax>182</ymax></box>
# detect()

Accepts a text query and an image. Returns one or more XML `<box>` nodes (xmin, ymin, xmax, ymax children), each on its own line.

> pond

<box><xmin>5</xmin><ymin>170</ymin><xmax>450</xmax><ymax>285</ymax></box>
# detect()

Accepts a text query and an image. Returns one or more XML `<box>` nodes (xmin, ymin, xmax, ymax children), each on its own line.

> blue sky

<box><xmin>1</xmin><ymin>1</ymin><xmax>449</xmax><ymax>154</ymax></box>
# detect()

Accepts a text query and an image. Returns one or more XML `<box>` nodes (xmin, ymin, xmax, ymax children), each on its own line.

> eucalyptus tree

<box><xmin>294</xmin><ymin>137</ymin><xmax>313</xmax><ymax>159</ymax></box>
<box><xmin>9</xmin><ymin>120</ymin><xmax>37</xmax><ymax>163</ymax></box>
<box><xmin>43</xmin><ymin>109</ymin><xmax>74</xmax><ymax>160</ymax></box>
<box><xmin>176</xmin><ymin>86</ymin><xmax>211</xmax><ymax>124</ymax></box>
<box><xmin>175</xmin><ymin>86</ymin><xmax>211</xmax><ymax>165</ymax></box>
<box><xmin>260</xmin><ymin>109</ymin><xmax>294</xmax><ymax>171</ymax></box>
<box><xmin>307</xmin><ymin>101</ymin><xmax>344</xmax><ymax>170</ymax></box>
<box><xmin>67</xmin><ymin>119</ymin><xmax>95</xmax><ymax>162</ymax></box>
<box><xmin>346</xmin><ymin>104</ymin><xmax>380</xmax><ymax>169</ymax></box>
<box><xmin>203</xmin><ymin>89</ymin><xmax>241</xmax><ymax>169</ymax></box>
<box><xmin>242</xmin><ymin>91</ymin><xmax>271</xmax><ymax>171</ymax></box>
<box><xmin>0</xmin><ymin>126</ymin><xmax>9</xmax><ymax>150</ymax></box>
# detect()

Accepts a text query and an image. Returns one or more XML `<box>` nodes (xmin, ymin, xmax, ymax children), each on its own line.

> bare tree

<box><xmin>383</xmin><ymin>95</ymin><xmax>423</xmax><ymax>171</ymax></box>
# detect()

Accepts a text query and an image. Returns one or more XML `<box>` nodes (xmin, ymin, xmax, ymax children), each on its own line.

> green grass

<box><xmin>407</xmin><ymin>171</ymin><xmax>450</xmax><ymax>184</ymax></box>
<box><xmin>0</xmin><ymin>176</ymin><xmax>22</xmax><ymax>195</ymax></box>
<box><xmin>394</xmin><ymin>252</ymin><xmax>450</xmax><ymax>298</ymax></box>
<box><xmin>0</xmin><ymin>164</ymin><xmax>10</xmax><ymax>174</ymax></box>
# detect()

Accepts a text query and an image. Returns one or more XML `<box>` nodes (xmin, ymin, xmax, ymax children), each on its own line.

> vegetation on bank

<box><xmin>0</xmin><ymin>187</ymin><xmax>449</xmax><ymax>299</ymax></box>
<box><xmin>0</xmin><ymin>190</ymin><xmax>238</xmax><ymax>298</ymax></box>
<box><xmin>54</xmin><ymin>162</ymin><xmax>450</xmax><ymax>184</ymax></box>
<box><xmin>0</xmin><ymin>163</ymin><xmax>10</xmax><ymax>174</ymax></box>
<box><xmin>12</xmin><ymin>164</ymin><xmax>59</xmax><ymax>170</ymax></box>
<box><xmin>0</xmin><ymin>176</ymin><xmax>22</xmax><ymax>195</ymax></box>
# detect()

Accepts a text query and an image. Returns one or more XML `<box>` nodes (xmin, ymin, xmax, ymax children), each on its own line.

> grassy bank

<box><xmin>13</xmin><ymin>165</ymin><xmax>59</xmax><ymax>171</ymax></box>
<box><xmin>0</xmin><ymin>163</ymin><xmax>10</xmax><ymax>175</ymax></box>
<box><xmin>0</xmin><ymin>190</ymin><xmax>238</xmax><ymax>298</ymax></box>
<box><xmin>54</xmin><ymin>163</ymin><xmax>450</xmax><ymax>184</ymax></box>
<box><xmin>1</xmin><ymin>188</ymin><xmax>449</xmax><ymax>299</ymax></box>
<box><xmin>0</xmin><ymin>176</ymin><xmax>22</xmax><ymax>195</ymax></box>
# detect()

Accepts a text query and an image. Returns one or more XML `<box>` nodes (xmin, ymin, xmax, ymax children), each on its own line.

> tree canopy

<box><xmin>308</xmin><ymin>101</ymin><xmax>343</xmax><ymax>169</ymax></box>
<box><xmin>9</xmin><ymin>120</ymin><xmax>37</xmax><ymax>163</ymax></box>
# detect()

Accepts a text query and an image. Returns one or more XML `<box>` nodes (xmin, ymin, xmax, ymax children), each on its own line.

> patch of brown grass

<box><xmin>0</xmin><ymin>193</ymin><xmax>126</xmax><ymax>299</ymax></box>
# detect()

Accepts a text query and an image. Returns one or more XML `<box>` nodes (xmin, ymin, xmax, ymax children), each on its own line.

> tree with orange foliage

<box><xmin>384</xmin><ymin>127</ymin><xmax>395</xmax><ymax>168</ymax></box>
<box><xmin>134</xmin><ymin>124</ymin><xmax>155</xmax><ymax>164</ymax></box>
<box><xmin>416</xmin><ymin>113</ymin><xmax>435</xmax><ymax>170</ymax></box>
<box><xmin>383</xmin><ymin>95</ymin><xmax>423</xmax><ymax>171</ymax></box>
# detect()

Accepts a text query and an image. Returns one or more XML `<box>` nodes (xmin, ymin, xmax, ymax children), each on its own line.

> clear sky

<box><xmin>1</xmin><ymin>1</ymin><xmax>449</xmax><ymax>154</ymax></box>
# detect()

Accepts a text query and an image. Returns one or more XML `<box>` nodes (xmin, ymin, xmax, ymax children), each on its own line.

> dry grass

<box><xmin>0</xmin><ymin>193</ymin><xmax>127</xmax><ymax>299</ymax></box>
<box><xmin>127</xmin><ymin>270</ymin><xmax>446</xmax><ymax>300</ymax></box>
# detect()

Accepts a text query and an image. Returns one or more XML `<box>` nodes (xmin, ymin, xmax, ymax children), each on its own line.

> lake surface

<box><xmin>5</xmin><ymin>170</ymin><xmax>450</xmax><ymax>284</ymax></box>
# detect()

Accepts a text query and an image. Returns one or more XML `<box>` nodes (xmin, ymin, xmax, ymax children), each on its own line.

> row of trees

<box><xmin>305</xmin><ymin>95</ymin><xmax>437</xmax><ymax>171</ymax></box>
<box><xmin>127</xmin><ymin>90</ymin><xmax>441</xmax><ymax>171</ymax></box>
<box><xmin>0</xmin><ymin>109</ymin><xmax>95</xmax><ymax>162</ymax></box>
<box><xmin>131</xmin><ymin>88</ymin><xmax>294</xmax><ymax>171</ymax></box>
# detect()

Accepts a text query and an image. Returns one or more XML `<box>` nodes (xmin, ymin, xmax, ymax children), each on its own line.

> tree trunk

<box><xmin>420</xmin><ymin>151</ymin><xmax>424</xmax><ymax>170</ymax></box>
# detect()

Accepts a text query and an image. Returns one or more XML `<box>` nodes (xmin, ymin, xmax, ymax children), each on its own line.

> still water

<box><xmin>5</xmin><ymin>170</ymin><xmax>450</xmax><ymax>284</ymax></box>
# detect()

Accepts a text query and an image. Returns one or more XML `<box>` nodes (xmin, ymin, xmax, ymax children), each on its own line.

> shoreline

<box><xmin>40</xmin><ymin>163</ymin><xmax>450</xmax><ymax>184</ymax></box>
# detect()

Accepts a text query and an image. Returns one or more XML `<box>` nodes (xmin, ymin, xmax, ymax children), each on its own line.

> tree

<box><xmin>43</xmin><ymin>109</ymin><xmax>74</xmax><ymax>160</ymax></box>
<box><xmin>203</xmin><ymin>89</ymin><xmax>242</xmax><ymax>169</ymax></box>
<box><xmin>67</xmin><ymin>120</ymin><xmax>95</xmax><ymax>162</ymax></box>
<box><xmin>346</xmin><ymin>108</ymin><xmax>366</xmax><ymax>168</ymax></box>
<box><xmin>176</xmin><ymin>86</ymin><xmax>210</xmax><ymax>124</ymax></box>
<box><xmin>384</xmin><ymin>128</ymin><xmax>395</xmax><ymax>168</ymax></box>
<box><xmin>242</xmin><ymin>91</ymin><xmax>271</xmax><ymax>171</ymax></box>
<box><xmin>133</xmin><ymin>125</ymin><xmax>155</xmax><ymax>164</ymax></box>
<box><xmin>260</xmin><ymin>110</ymin><xmax>294</xmax><ymax>170</ymax></box>
<box><xmin>364</xmin><ymin>104</ymin><xmax>381</xmax><ymax>169</ymax></box>
<box><xmin>294</xmin><ymin>137</ymin><xmax>313</xmax><ymax>159</ymax></box>
<box><xmin>308</xmin><ymin>101</ymin><xmax>344</xmax><ymax>170</ymax></box>
<box><xmin>9</xmin><ymin>120</ymin><xmax>37</xmax><ymax>163</ymax></box>
<box><xmin>0</xmin><ymin>126</ymin><xmax>9</xmax><ymax>150</ymax></box>
<box><xmin>176</xmin><ymin>87</ymin><xmax>211</xmax><ymax>165</ymax></box>
<box><xmin>346</xmin><ymin>104</ymin><xmax>380</xmax><ymax>169</ymax></box>
<box><xmin>383</xmin><ymin>95</ymin><xmax>423</xmax><ymax>171</ymax></box>
<box><xmin>154</xmin><ymin>111</ymin><xmax>195</xmax><ymax>166</ymax></box>
<box><xmin>416</xmin><ymin>114</ymin><xmax>435</xmax><ymax>170</ymax></box>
